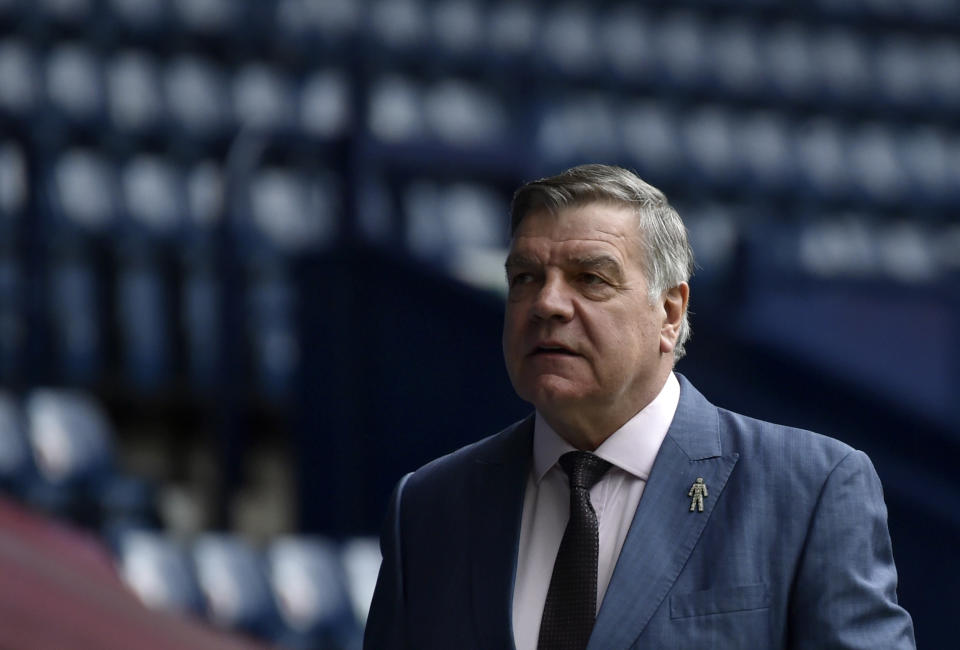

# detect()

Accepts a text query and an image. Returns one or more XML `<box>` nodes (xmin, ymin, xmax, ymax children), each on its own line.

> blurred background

<box><xmin>0</xmin><ymin>0</ymin><xmax>957</xmax><ymax>647</ymax></box>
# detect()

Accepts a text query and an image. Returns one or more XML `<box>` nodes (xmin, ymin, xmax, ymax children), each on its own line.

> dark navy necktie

<box><xmin>537</xmin><ymin>451</ymin><xmax>613</xmax><ymax>650</ymax></box>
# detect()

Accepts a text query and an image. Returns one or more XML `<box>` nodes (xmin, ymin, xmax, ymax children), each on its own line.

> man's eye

<box><xmin>509</xmin><ymin>273</ymin><xmax>533</xmax><ymax>287</ymax></box>
<box><xmin>580</xmin><ymin>273</ymin><xmax>606</xmax><ymax>285</ymax></box>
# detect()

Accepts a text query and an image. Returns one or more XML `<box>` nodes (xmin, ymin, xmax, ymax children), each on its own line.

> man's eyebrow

<box><xmin>504</xmin><ymin>254</ymin><xmax>540</xmax><ymax>270</ymax></box>
<box><xmin>572</xmin><ymin>254</ymin><xmax>624</xmax><ymax>276</ymax></box>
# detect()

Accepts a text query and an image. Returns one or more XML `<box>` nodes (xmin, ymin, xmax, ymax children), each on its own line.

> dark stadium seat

<box><xmin>47</xmin><ymin>260</ymin><xmax>103</xmax><ymax>383</ymax></box>
<box><xmin>114</xmin><ymin>527</ymin><xmax>207</xmax><ymax>616</ymax></box>
<box><xmin>0</xmin><ymin>256</ymin><xmax>20</xmax><ymax>380</ymax></box>
<box><xmin>267</xmin><ymin>535</ymin><xmax>360</xmax><ymax>650</ymax></box>
<box><xmin>192</xmin><ymin>533</ymin><xmax>283</xmax><ymax>639</ymax></box>
<box><xmin>115</xmin><ymin>262</ymin><xmax>171</xmax><ymax>390</ymax></box>
<box><xmin>0</xmin><ymin>391</ymin><xmax>34</xmax><ymax>495</ymax></box>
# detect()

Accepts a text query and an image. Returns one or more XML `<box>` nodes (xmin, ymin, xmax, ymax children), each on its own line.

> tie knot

<box><xmin>558</xmin><ymin>451</ymin><xmax>612</xmax><ymax>491</ymax></box>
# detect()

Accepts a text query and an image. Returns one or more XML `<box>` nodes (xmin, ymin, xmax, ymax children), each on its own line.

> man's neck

<box><xmin>540</xmin><ymin>371</ymin><xmax>674</xmax><ymax>450</ymax></box>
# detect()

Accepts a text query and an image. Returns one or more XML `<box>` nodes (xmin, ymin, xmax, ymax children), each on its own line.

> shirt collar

<box><xmin>532</xmin><ymin>372</ymin><xmax>681</xmax><ymax>482</ymax></box>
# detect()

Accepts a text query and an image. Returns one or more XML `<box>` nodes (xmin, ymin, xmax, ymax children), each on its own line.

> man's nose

<box><xmin>532</xmin><ymin>276</ymin><xmax>574</xmax><ymax>321</ymax></box>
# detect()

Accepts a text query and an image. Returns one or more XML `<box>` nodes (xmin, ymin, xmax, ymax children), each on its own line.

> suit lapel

<box><xmin>470</xmin><ymin>417</ymin><xmax>533</xmax><ymax>649</ymax></box>
<box><xmin>588</xmin><ymin>376</ymin><xmax>740</xmax><ymax>649</ymax></box>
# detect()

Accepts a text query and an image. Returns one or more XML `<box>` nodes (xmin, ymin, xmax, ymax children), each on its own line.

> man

<box><xmin>364</xmin><ymin>164</ymin><xmax>915</xmax><ymax>649</ymax></box>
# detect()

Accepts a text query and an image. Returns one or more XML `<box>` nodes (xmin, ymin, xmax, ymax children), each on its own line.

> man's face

<box><xmin>502</xmin><ymin>202</ymin><xmax>680</xmax><ymax>444</ymax></box>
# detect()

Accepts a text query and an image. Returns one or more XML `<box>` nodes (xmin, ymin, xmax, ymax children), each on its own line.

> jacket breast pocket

<box><xmin>669</xmin><ymin>583</ymin><xmax>770</xmax><ymax>619</ymax></box>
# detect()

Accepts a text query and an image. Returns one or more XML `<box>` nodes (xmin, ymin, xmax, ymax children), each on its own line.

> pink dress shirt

<box><xmin>511</xmin><ymin>372</ymin><xmax>681</xmax><ymax>650</ymax></box>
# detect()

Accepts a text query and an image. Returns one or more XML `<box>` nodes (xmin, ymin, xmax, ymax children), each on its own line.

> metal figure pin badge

<box><xmin>688</xmin><ymin>477</ymin><xmax>708</xmax><ymax>512</ymax></box>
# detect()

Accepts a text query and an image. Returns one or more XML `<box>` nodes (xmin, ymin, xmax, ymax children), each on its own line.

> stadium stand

<box><xmin>0</xmin><ymin>0</ymin><xmax>957</xmax><ymax>647</ymax></box>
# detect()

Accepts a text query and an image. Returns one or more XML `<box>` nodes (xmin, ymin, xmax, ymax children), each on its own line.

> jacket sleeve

<box><xmin>788</xmin><ymin>449</ymin><xmax>916</xmax><ymax>649</ymax></box>
<box><xmin>364</xmin><ymin>473</ymin><xmax>412</xmax><ymax>650</ymax></box>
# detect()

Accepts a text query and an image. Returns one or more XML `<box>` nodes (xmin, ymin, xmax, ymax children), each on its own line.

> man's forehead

<box><xmin>505</xmin><ymin>241</ymin><xmax>625</xmax><ymax>265</ymax></box>
<box><xmin>508</xmin><ymin>221</ymin><xmax>640</xmax><ymax>266</ymax></box>
<box><xmin>513</xmin><ymin>202</ymin><xmax>639</xmax><ymax>241</ymax></box>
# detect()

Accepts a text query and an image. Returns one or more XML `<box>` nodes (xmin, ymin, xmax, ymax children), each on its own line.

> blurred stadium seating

<box><xmin>0</xmin><ymin>0</ymin><xmax>958</xmax><ymax>647</ymax></box>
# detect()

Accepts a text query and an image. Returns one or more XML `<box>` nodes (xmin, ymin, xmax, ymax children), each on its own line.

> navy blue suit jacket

<box><xmin>365</xmin><ymin>375</ymin><xmax>915</xmax><ymax>649</ymax></box>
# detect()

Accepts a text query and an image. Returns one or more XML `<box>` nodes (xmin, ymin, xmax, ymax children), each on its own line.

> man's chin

<box><xmin>521</xmin><ymin>376</ymin><xmax>591</xmax><ymax>411</ymax></box>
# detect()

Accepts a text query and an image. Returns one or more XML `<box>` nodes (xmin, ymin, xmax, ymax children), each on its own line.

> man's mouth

<box><xmin>531</xmin><ymin>344</ymin><xmax>579</xmax><ymax>356</ymax></box>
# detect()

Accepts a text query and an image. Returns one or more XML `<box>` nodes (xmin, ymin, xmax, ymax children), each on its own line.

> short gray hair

<box><xmin>510</xmin><ymin>164</ymin><xmax>694</xmax><ymax>360</ymax></box>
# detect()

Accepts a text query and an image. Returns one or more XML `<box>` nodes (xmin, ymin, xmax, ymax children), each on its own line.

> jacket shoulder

<box><xmin>402</xmin><ymin>416</ymin><xmax>533</xmax><ymax>494</ymax></box>
<box><xmin>718</xmin><ymin>407</ymin><xmax>856</xmax><ymax>467</ymax></box>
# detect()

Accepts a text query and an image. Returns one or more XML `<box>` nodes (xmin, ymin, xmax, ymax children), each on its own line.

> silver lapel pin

<box><xmin>688</xmin><ymin>477</ymin><xmax>708</xmax><ymax>512</ymax></box>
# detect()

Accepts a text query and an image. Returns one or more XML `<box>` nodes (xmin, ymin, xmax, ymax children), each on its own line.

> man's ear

<box><xmin>660</xmin><ymin>282</ymin><xmax>690</xmax><ymax>354</ymax></box>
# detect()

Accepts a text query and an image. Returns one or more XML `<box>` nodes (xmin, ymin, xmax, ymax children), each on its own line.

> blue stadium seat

<box><xmin>536</xmin><ymin>95</ymin><xmax>618</xmax><ymax>164</ymax></box>
<box><xmin>597</xmin><ymin>5</ymin><xmax>653</xmax><ymax>82</ymax></box>
<box><xmin>164</xmin><ymin>55</ymin><xmax>229</xmax><ymax>138</ymax></box>
<box><xmin>95</xmin><ymin>472</ymin><xmax>157</xmax><ymax>530</ymax></box>
<box><xmin>114</xmin><ymin>528</ymin><xmax>206</xmax><ymax>616</ymax></box>
<box><xmin>925</xmin><ymin>39</ymin><xmax>960</xmax><ymax>109</ymax></box>
<box><xmin>0</xmin><ymin>391</ymin><xmax>35</xmax><ymax>495</ymax></box>
<box><xmin>181</xmin><ymin>264</ymin><xmax>221</xmax><ymax>390</ymax></box>
<box><xmin>709</xmin><ymin>19</ymin><xmax>764</xmax><ymax>95</ymax></box>
<box><xmin>846</xmin><ymin>124</ymin><xmax>906</xmax><ymax>204</ymax></box>
<box><xmin>487</xmin><ymin>2</ymin><xmax>537</xmax><ymax>60</ymax></box>
<box><xmin>354</xmin><ymin>173</ymin><xmax>394</xmax><ymax>245</ymax></box>
<box><xmin>106</xmin><ymin>50</ymin><xmax>164</xmax><ymax>134</ymax></box>
<box><xmin>681</xmin><ymin>105</ymin><xmax>739</xmax><ymax>186</ymax></box>
<box><xmin>655</xmin><ymin>11</ymin><xmax>708</xmax><ymax>88</ymax></box>
<box><xmin>231</xmin><ymin>62</ymin><xmax>296</xmax><ymax>133</ymax></box>
<box><xmin>442</xmin><ymin>182</ymin><xmax>507</xmax><ymax>249</ymax></box>
<box><xmin>184</xmin><ymin>159</ymin><xmax>224</xmax><ymax>244</ymax></box>
<box><xmin>24</xmin><ymin>389</ymin><xmax>114</xmax><ymax>486</ymax></box>
<box><xmin>0</xmin><ymin>39</ymin><xmax>39</xmax><ymax>118</ymax></box>
<box><xmin>121</xmin><ymin>154</ymin><xmax>185</xmax><ymax>240</ymax></box>
<box><xmin>47</xmin><ymin>259</ymin><xmax>102</xmax><ymax>383</ymax></box>
<box><xmin>422</xmin><ymin>78</ymin><xmax>508</xmax><ymax>147</ymax></box>
<box><xmin>431</xmin><ymin>0</ymin><xmax>484</xmax><ymax>56</ymax></box>
<box><xmin>339</xmin><ymin>536</ymin><xmax>380</xmax><ymax>628</ymax></box>
<box><xmin>368</xmin><ymin>74</ymin><xmax>426</xmax><ymax>143</ymax></box>
<box><xmin>736</xmin><ymin>111</ymin><xmax>794</xmax><ymax>191</ymax></box>
<box><xmin>246</xmin><ymin>269</ymin><xmax>299</xmax><ymax>399</ymax></box>
<box><xmin>762</xmin><ymin>22</ymin><xmax>817</xmax><ymax>100</ymax></box>
<box><xmin>116</xmin><ymin>261</ymin><xmax>170</xmax><ymax>391</ymax></box>
<box><xmin>874</xmin><ymin>36</ymin><xmax>928</xmax><ymax>109</ymax></box>
<box><xmin>107</xmin><ymin>0</ymin><xmax>169</xmax><ymax>32</ymax></box>
<box><xmin>369</xmin><ymin>0</ymin><xmax>427</xmax><ymax>52</ymax></box>
<box><xmin>20</xmin><ymin>388</ymin><xmax>155</xmax><ymax>526</ymax></box>
<box><xmin>299</xmin><ymin>69</ymin><xmax>353</xmax><ymax>139</ymax></box>
<box><xmin>49</xmin><ymin>148</ymin><xmax>119</xmax><ymax>236</ymax></box>
<box><xmin>169</xmin><ymin>0</ymin><xmax>239</xmax><ymax>36</ymax></box>
<box><xmin>273</xmin><ymin>0</ymin><xmax>362</xmax><ymax>52</ymax></box>
<box><xmin>905</xmin><ymin>0</ymin><xmax>956</xmax><ymax>21</ymax></box>
<box><xmin>0</xmin><ymin>140</ymin><xmax>27</xmax><ymax>226</ymax></box>
<box><xmin>619</xmin><ymin>101</ymin><xmax>681</xmax><ymax>179</ymax></box>
<box><xmin>899</xmin><ymin>126</ymin><xmax>954</xmax><ymax>203</ymax></box>
<box><xmin>683</xmin><ymin>202</ymin><xmax>742</xmax><ymax>285</ymax></box>
<box><xmin>813</xmin><ymin>28</ymin><xmax>871</xmax><ymax>103</ymax></box>
<box><xmin>45</xmin><ymin>42</ymin><xmax>106</xmax><ymax>125</ymax></box>
<box><xmin>403</xmin><ymin>179</ymin><xmax>507</xmax><ymax>265</ymax></box>
<box><xmin>539</xmin><ymin>3</ymin><xmax>598</xmax><ymax>76</ymax></box>
<box><xmin>36</xmin><ymin>0</ymin><xmax>93</xmax><ymax>25</ymax></box>
<box><xmin>267</xmin><ymin>536</ymin><xmax>360</xmax><ymax>649</ymax></box>
<box><xmin>404</xmin><ymin>180</ymin><xmax>446</xmax><ymax>261</ymax></box>
<box><xmin>245</xmin><ymin>165</ymin><xmax>339</xmax><ymax>255</ymax></box>
<box><xmin>192</xmin><ymin>534</ymin><xmax>283</xmax><ymax>638</ymax></box>
<box><xmin>0</xmin><ymin>256</ymin><xmax>21</xmax><ymax>381</ymax></box>
<box><xmin>794</xmin><ymin>118</ymin><xmax>852</xmax><ymax>200</ymax></box>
